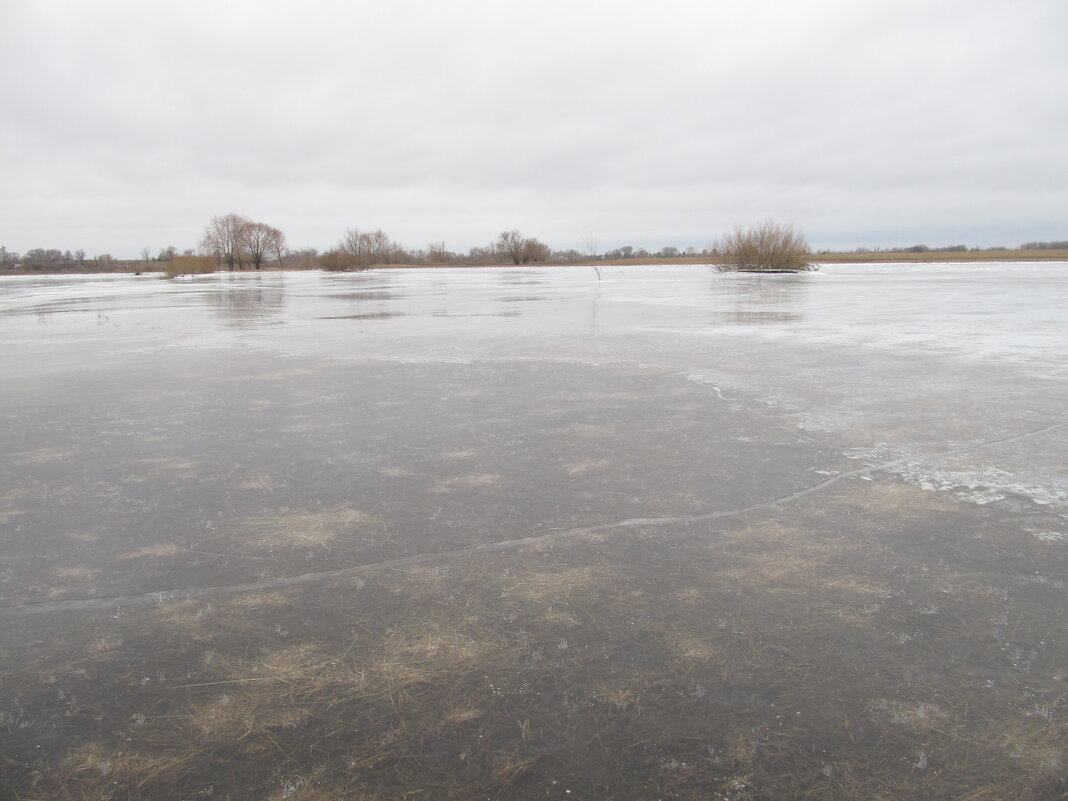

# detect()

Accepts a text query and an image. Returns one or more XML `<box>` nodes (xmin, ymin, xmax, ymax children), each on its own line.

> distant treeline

<box><xmin>821</xmin><ymin>244</ymin><xmax>996</xmax><ymax>255</ymax></box>
<box><xmin>1019</xmin><ymin>241</ymin><xmax>1068</xmax><ymax>251</ymax></box>
<box><xmin>816</xmin><ymin>242</ymin><xmax>1068</xmax><ymax>255</ymax></box>
<box><xmin>4</xmin><ymin>220</ymin><xmax>1067</xmax><ymax>274</ymax></box>
<box><xmin>1</xmin><ymin>215</ymin><xmax>703</xmax><ymax>275</ymax></box>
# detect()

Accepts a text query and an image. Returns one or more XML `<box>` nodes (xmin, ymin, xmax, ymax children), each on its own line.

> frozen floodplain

<box><xmin>1</xmin><ymin>263</ymin><xmax>1067</xmax><ymax>799</ymax></box>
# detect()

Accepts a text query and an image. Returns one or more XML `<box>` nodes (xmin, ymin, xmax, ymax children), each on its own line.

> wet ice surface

<box><xmin>4</xmin><ymin>263</ymin><xmax>1066</xmax><ymax>549</ymax></box>
<box><xmin>6</xmin><ymin>263</ymin><xmax>1066</xmax><ymax>378</ymax></box>
<box><xmin>2</xmin><ymin>264</ymin><xmax>1067</xmax><ymax>799</ymax></box>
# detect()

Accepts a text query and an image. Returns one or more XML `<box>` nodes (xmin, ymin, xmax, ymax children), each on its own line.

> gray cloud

<box><xmin>2</xmin><ymin>0</ymin><xmax>1066</xmax><ymax>257</ymax></box>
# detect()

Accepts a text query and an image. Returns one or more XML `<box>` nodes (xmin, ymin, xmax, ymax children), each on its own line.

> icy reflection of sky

<box><xmin>2</xmin><ymin>263</ymin><xmax>1066</xmax><ymax>380</ymax></box>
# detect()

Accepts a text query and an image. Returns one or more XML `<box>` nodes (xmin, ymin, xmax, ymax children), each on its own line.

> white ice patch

<box><xmin>1032</xmin><ymin>531</ymin><xmax>1067</xmax><ymax>542</ymax></box>
<box><xmin>842</xmin><ymin>443</ymin><xmax>904</xmax><ymax>462</ymax></box>
<box><xmin>889</xmin><ymin>462</ymin><xmax>1067</xmax><ymax>510</ymax></box>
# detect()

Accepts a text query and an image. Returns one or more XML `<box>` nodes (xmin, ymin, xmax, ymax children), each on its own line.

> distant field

<box><xmin>4</xmin><ymin>249</ymin><xmax>1066</xmax><ymax>275</ymax></box>
<box><xmin>573</xmin><ymin>248</ymin><xmax>1068</xmax><ymax>267</ymax></box>
<box><xmin>811</xmin><ymin>248</ymin><xmax>1068</xmax><ymax>263</ymax></box>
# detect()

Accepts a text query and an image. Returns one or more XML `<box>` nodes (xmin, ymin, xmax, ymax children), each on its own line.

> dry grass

<box><xmin>431</xmin><ymin>473</ymin><xmax>501</xmax><ymax>493</ymax></box>
<box><xmin>118</xmin><ymin>543</ymin><xmax>184</xmax><ymax>560</ymax></box>
<box><xmin>237</xmin><ymin>505</ymin><xmax>375</xmax><ymax>551</ymax></box>
<box><xmin>5</xmin><ymin>480</ymin><xmax>1068</xmax><ymax>800</ymax></box>
<box><xmin>9</xmin><ymin>446</ymin><xmax>82</xmax><ymax>465</ymax></box>
<box><xmin>814</xmin><ymin>247</ymin><xmax>1068</xmax><ymax>263</ymax></box>
<box><xmin>163</xmin><ymin>255</ymin><xmax>217</xmax><ymax>278</ymax></box>
<box><xmin>542</xmin><ymin>247</ymin><xmax>1068</xmax><ymax>267</ymax></box>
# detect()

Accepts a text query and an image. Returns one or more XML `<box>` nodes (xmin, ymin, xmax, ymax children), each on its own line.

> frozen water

<box><xmin>3</xmin><ymin>264</ymin><xmax>1068</xmax><ymax>799</ymax></box>
<box><xmin>1</xmin><ymin>263</ymin><xmax>1065</xmax><ymax>368</ymax></box>
<box><xmin>3</xmin><ymin>263</ymin><xmax>1065</xmax><ymax>522</ymax></box>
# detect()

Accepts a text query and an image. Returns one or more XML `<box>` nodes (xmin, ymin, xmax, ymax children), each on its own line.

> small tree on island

<box><xmin>713</xmin><ymin>220</ymin><xmax>815</xmax><ymax>273</ymax></box>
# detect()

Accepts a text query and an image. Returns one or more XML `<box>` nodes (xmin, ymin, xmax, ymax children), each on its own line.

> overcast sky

<box><xmin>2</xmin><ymin>0</ymin><xmax>1066</xmax><ymax>258</ymax></box>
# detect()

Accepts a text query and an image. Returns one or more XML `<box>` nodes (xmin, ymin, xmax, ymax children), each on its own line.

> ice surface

<box><xmin>4</xmin><ymin>263</ymin><xmax>1067</xmax><ymax>376</ymax></box>
<box><xmin>4</xmin><ymin>262</ymin><xmax>1064</xmax><ymax>520</ymax></box>
<box><xmin>3</xmin><ymin>264</ymin><xmax>1068</xmax><ymax>799</ymax></box>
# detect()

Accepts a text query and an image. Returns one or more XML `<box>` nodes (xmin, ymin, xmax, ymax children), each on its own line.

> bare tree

<box><xmin>496</xmin><ymin>230</ymin><xmax>526</xmax><ymax>264</ymax></box>
<box><xmin>267</xmin><ymin>227</ymin><xmax>287</xmax><ymax>268</ymax></box>
<box><xmin>336</xmin><ymin>228</ymin><xmax>397</xmax><ymax>269</ymax></box>
<box><xmin>366</xmin><ymin>229</ymin><xmax>393</xmax><ymax>265</ymax></box>
<box><xmin>201</xmin><ymin>213</ymin><xmax>252</xmax><ymax>270</ymax></box>
<box><xmin>426</xmin><ymin>242</ymin><xmax>444</xmax><ymax>264</ymax></box>
<box><xmin>242</xmin><ymin>222</ymin><xmax>275</xmax><ymax>270</ymax></box>
<box><xmin>583</xmin><ymin>232</ymin><xmax>599</xmax><ymax>259</ymax></box>
<box><xmin>495</xmin><ymin>230</ymin><xmax>549</xmax><ymax>265</ymax></box>
<box><xmin>521</xmin><ymin>237</ymin><xmax>550</xmax><ymax>263</ymax></box>
<box><xmin>288</xmin><ymin>247</ymin><xmax>318</xmax><ymax>269</ymax></box>
<box><xmin>200</xmin><ymin>215</ymin><xmax>287</xmax><ymax>271</ymax></box>
<box><xmin>338</xmin><ymin>228</ymin><xmax>369</xmax><ymax>268</ymax></box>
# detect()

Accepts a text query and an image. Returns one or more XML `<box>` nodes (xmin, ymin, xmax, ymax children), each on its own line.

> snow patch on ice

<box><xmin>1032</xmin><ymin>531</ymin><xmax>1067</xmax><ymax>543</ymax></box>
<box><xmin>889</xmin><ymin>462</ymin><xmax>1067</xmax><ymax>509</ymax></box>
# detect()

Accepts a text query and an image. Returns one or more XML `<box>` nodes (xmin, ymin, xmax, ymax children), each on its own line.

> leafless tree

<box><xmin>200</xmin><ymin>215</ymin><xmax>288</xmax><ymax>271</ymax></box>
<box><xmin>288</xmin><ymin>248</ymin><xmax>318</xmax><ymax>269</ymax></box>
<box><xmin>336</xmin><ymin>228</ymin><xmax>397</xmax><ymax>269</ymax></box>
<box><xmin>242</xmin><ymin>222</ymin><xmax>275</xmax><ymax>270</ymax></box>
<box><xmin>426</xmin><ymin>242</ymin><xmax>452</xmax><ymax>264</ymax></box>
<box><xmin>496</xmin><ymin>230</ymin><xmax>525</xmax><ymax>264</ymax></box>
<box><xmin>523</xmin><ymin>238</ymin><xmax>550</xmax><ymax>263</ymax></box>
<box><xmin>267</xmin><ymin>227</ymin><xmax>287</xmax><ymax>268</ymax></box>
<box><xmin>338</xmin><ymin>228</ymin><xmax>369</xmax><ymax>268</ymax></box>
<box><xmin>201</xmin><ymin>213</ymin><xmax>252</xmax><ymax>270</ymax></box>
<box><xmin>368</xmin><ymin>230</ymin><xmax>395</xmax><ymax>264</ymax></box>
<box><xmin>495</xmin><ymin>230</ymin><xmax>549</xmax><ymax>265</ymax></box>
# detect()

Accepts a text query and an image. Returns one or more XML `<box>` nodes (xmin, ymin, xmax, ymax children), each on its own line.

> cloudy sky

<box><xmin>2</xmin><ymin>0</ymin><xmax>1065</xmax><ymax>258</ymax></box>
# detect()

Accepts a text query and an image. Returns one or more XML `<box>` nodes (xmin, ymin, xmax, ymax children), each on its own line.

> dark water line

<box><xmin>1</xmin><ymin>422</ymin><xmax>1061</xmax><ymax>619</ymax></box>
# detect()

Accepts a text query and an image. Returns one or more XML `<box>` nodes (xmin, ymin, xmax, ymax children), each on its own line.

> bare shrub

<box><xmin>713</xmin><ymin>220</ymin><xmax>815</xmax><ymax>273</ymax></box>
<box><xmin>318</xmin><ymin>249</ymin><xmax>357</xmax><ymax>272</ymax></box>
<box><xmin>325</xmin><ymin>228</ymin><xmax>402</xmax><ymax>270</ymax></box>
<box><xmin>163</xmin><ymin>255</ymin><xmax>217</xmax><ymax>279</ymax></box>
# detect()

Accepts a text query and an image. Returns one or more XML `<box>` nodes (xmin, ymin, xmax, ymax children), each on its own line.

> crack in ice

<box><xmin>2</xmin><ymin>422</ymin><xmax>1062</xmax><ymax>619</ymax></box>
